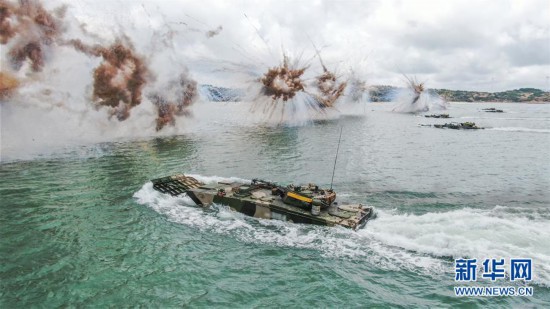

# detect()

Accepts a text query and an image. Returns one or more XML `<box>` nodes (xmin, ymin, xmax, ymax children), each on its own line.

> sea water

<box><xmin>1</xmin><ymin>102</ymin><xmax>549</xmax><ymax>307</ymax></box>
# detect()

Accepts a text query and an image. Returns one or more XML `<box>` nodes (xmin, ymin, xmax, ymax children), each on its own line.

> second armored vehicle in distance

<box><xmin>482</xmin><ymin>107</ymin><xmax>504</xmax><ymax>113</ymax></box>
<box><xmin>433</xmin><ymin>122</ymin><xmax>484</xmax><ymax>130</ymax></box>
<box><xmin>424</xmin><ymin>113</ymin><xmax>450</xmax><ymax>118</ymax></box>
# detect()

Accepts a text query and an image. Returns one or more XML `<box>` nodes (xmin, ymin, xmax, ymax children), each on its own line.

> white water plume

<box><xmin>489</xmin><ymin>127</ymin><xmax>550</xmax><ymax>133</ymax></box>
<box><xmin>392</xmin><ymin>88</ymin><xmax>448</xmax><ymax>113</ymax></box>
<box><xmin>391</xmin><ymin>76</ymin><xmax>448</xmax><ymax>113</ymax></box>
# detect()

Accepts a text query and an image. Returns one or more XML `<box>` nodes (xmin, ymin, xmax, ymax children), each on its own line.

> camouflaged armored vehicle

<box><xmin>433</xmin><ymin>122</ymin><xmax>483</xmax><ymax>130</ymax></box>
<box><xmin>151</xmin><ymin>175</ymin><xmax>374</xmax><ymax>230</ymax></box>
<box><xmin>424</xmin><ymin>113</ymin><xmax>450</xmax><ymax>118</ymax></box>
<box><xmin>482</xmin><ymin>108</ymin><xmax>504</xmax><ymax>113</ymax></box>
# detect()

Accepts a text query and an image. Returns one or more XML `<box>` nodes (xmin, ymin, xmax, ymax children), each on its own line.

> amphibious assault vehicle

<box><xmin>151</xmin><ymin>175</ymin><xmax>374</xmax><ymax>230</ymax></box>
<box><xmin>433</xmin><ymin>122</ymin><xmax>484</xmax><ymax>130</ymax></box>
<box><xmin>424</xmin><ymin>113</ymin><xmax>450</xmax><ymax>118</ymax></box>
<box><xmin>482</xmin><ymin>108</ymin><xmax>504</xmax><ymax>113</ymax></box>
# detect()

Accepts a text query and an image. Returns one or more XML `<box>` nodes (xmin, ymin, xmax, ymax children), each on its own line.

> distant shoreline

<box><xmin>199</xmin><ymin>84</ymin><xmax>550</xmax><ymax>103</ymax></box>
<box><xmin>449</xmin><ymin>101</ymin><xmax>549</xmax><ymax>104</ymax></box>
<box><xmin>369</xmin><ymin>86</ymin><xmax>550</xmax><ymax>103</ymax></box>
<box><xmin>368</xmin><ymin>101</ymin><xmax>549</xmax><ymax>104</ymax></box>
<box><xmin>448</xmin><ymin>101</ymin><xmax>550</xmax><ymax>104</ymax></box>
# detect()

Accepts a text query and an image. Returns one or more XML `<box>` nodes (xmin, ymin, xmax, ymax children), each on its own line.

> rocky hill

<box><xmin>435</xmin><ymin>87</ymin><xmax>550</xmax><ymax>102</ymax></box>
<box><xmin>369</xmin><ymin>86</ymin><xmax>550</xmax><ymax>103</ymax></box>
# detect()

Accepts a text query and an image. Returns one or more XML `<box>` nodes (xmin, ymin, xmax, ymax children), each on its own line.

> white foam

<box><xmin>460</xmin><ymin>116</ymin><xmax>550</xmax><ymax>121</ymax></box>
<box><xmin>186</xmin><ymin>174</ymin><xmax>250</xmax><ymax>185</ymax></box>
<box><xmin>365</xmin><ymin>207</ymin><xmax>550</xmax><ymax>286</ymax></box>
<box><xmin>489</xmin><ymin>127</ymin><xmax>550</xmax><ymax>133</ymax></box>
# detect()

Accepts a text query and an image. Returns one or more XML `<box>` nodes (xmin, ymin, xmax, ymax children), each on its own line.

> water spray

<box><xmin>392</xmin><ymin>74</ymin><xmax>448</xmax><ymax>113</ymax></box>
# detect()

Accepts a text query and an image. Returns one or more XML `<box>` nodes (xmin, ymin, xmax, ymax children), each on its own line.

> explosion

<box><xmin>314</xmin><ymin>69</ymin><xmax>346</xmax><ymax>108</ymax></box>
<box><xmin>68</xmin><ymin>39</ymin><xmax>148</xmax><ymax>121</ymax></box>
<box><xmin>0</xmin><ymin>1</ymin><xmax>16</xmax><ymax>44</ymax></box>
<box><xmin>1</xmin><ymin>0</ymin><xmax>65</xmax><ymax>72</ymax></box>
<box><xmin>148</xmin><ymin>73</ymin><xmax>198</xmax><ymax>131</ymax></box>
<box><xmin>250</xmin><ymin>50</ymin><xmax>353</xmax><ymax>122</ymax></box>
<box><xmin>407</xmin><ymin>76</ymin><xmax>425</xmax><ymax>105</ymax></box>
<box><xmin>392</xmin><ymin>75</ymin><xmax>448</xmax><ymax>113</ymax></box>
<box><xmin>260</xmin><ymin>54</ymin><xmax>306</xmax><ymax>102</ymax></box>
<box><xmin>71</xmin><ymin>38</ymin><xmax>198</xmax><ymax>129</ymax></box>
<box><xmin>306</xmin><ymin>44</ymin><xmax>347</xmax><ymax>108</ymax></box>
<box><xmin>91</xmin><ymin>43</ymin><xmax>147</xmax><ymax>121</ymax></box>
<box><xmin>1</xmin><ymin>0</ymin><xmax>200</xmax><ymax>131</ymax></box>
<box><xmin>250</xmin><ymin>53</ymin><xmax>317</xmax><ymax>121</ymax></box>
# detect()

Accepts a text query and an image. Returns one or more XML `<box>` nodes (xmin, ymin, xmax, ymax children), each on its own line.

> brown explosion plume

<box><xmin>2</xmin><ymin>0</ymin><xmax>198</xmax><ymax>131</ymax></box>
<box><xmin>0</xmin><ymin>71</ymin><xmax>19</xmax><ymax>99</ymax></box>
<box><xmin>147</xmin><ymin>73</ymin><xmax>198</xmax><ymax>131</ymax></box>
<box><xmin>314</xmin><ymin>69</ymin><xmax>346</xmax><ymax>108</ymax></box>
<box><xmin>67</xmin><ymin>39</ymin><xmax>148</xmax><ymax>121</ymax></box>
<box><xmin>0</xmin><ymin>0</ymin><xmax>17</xmax><ymax>44</ymax></box>
<box><xmin>1</xmin><ymin>0</ymin><xmax>65</xmax><ymax>72</ymax></box>
<box><xmin>309</xmin><ymin>44</ymin><xmax>346</xmax><ymax>108</ymax></box>
<box><xmin>260</xmin><ymin>54</ymin><xmax>306</xmax><ymax>102</ymax></box>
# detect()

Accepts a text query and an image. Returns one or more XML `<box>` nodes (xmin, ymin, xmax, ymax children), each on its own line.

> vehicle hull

<box><xmin>152</xmin><ymin>175</ymin><xmax>373</xmax><ymax>230</ymax></box>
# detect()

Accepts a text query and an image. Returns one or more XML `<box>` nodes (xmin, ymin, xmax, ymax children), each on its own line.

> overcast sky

<box><xmin>63</xmin><ymin>0</ymin><xmax>550</xmax><ymax>92</ymax></box>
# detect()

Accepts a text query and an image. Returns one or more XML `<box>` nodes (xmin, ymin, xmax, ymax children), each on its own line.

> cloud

<box><xmin>33</xmin><ymin>0</ymin><xmax>550</xmax><ymax>91</ymax></box>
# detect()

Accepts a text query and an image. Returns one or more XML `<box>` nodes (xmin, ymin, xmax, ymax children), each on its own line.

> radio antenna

<box><xmin>330</xmin><ymin>126</ymin><xmax>343</xmax><ymax>190</ymax></box>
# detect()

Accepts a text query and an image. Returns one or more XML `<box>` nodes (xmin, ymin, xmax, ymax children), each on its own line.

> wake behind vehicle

<box><xmin>151</xmin><ymin>175</ymin><xmax>374</xmax><ymax>230</ymax></box>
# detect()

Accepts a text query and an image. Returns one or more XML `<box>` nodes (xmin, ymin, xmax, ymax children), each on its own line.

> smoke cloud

<box><xmin>313</xmin><ymin>69</ymin><xmax>347</xmax><ymax>108</ymax></box>
<box><xmin>148</xmin><ymin>72</ymin><xmax>198</xmax><ymax>131</ymax></box>
<box><xmin>66</xmin><ymin>39</ymin><xmax>148</xmax><ymax>120</ymax></box>
<box><xmin>1</xmin><ymin>0</ymin><xmax>201</xmax><ymax>129</ymax></box>
<box><xmin>1</xmin><ymin>0</ymin><xmax>65</xmax><ymax>72</ymax></box>
<box><xmin>260</xmin><ymin>54</ymin><xmax>306</xmax><ymax>102</ymax></box>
